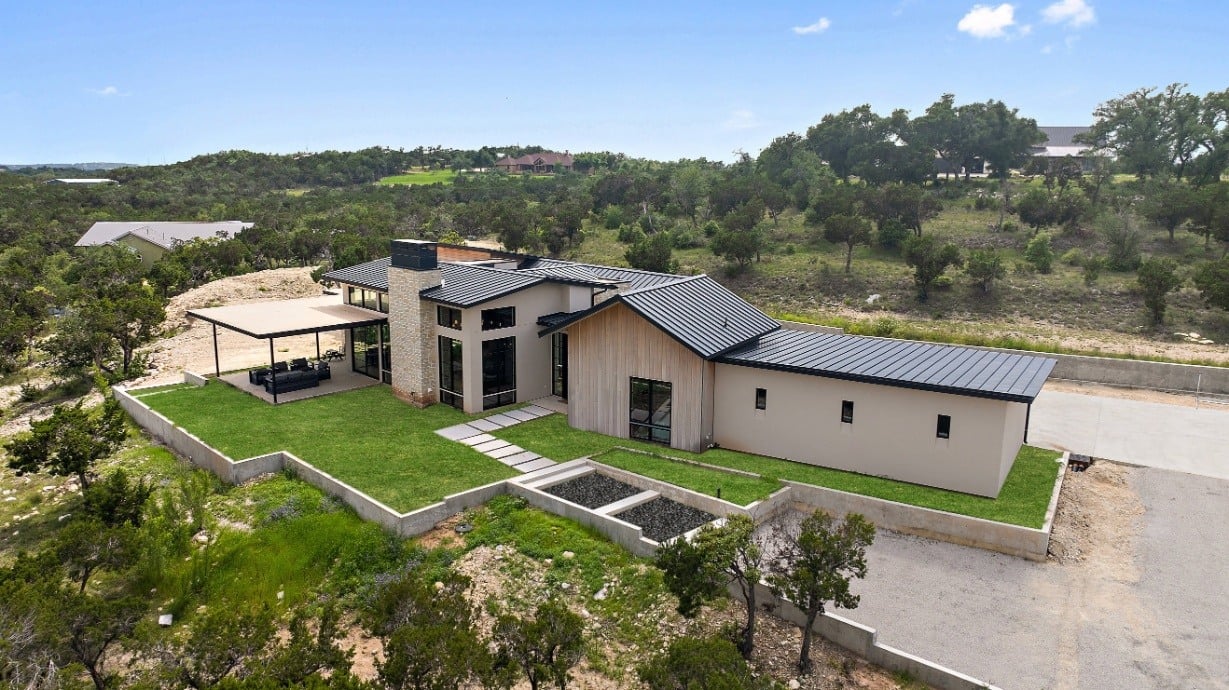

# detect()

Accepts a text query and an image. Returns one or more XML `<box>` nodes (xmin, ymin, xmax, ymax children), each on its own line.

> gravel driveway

<box><xmin>839</xmin><ymin>465</ymin><xmax>1229</xmax><ymax>689</ymax></box>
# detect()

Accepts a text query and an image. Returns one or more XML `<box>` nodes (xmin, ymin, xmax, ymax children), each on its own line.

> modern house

<box><xmin>75</xmin><ymin>220</ymin><xmax>254</xmax><ymax>267</ymax></box>
<box><xmin>320</xmin><ymin>240</ymin><xmax>1055</xmax><ymax>498</ymax></box>
<box><xmin>1031</xmin><ymin>126</ymin><xmax>1101</xmax><ymax>172</ymax></box>
<box><xmin>493</xmin><ymin>152</ymin><xmax>575</xmax><ymax>174</ymax></box>
<box><xmin>45</xmin><ymin>178</ymin><xmax>118</xmax><ymax>185</ymax></box>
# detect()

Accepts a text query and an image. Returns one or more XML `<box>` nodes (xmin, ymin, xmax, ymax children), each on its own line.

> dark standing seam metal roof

<box><xmin>521</xmin><ymin>257</ymin><xmax>684</xmax><ymax>291</ymax></box>
<box><xmin>718</xmin><ymin>329</ymin><xmax>1056</xmax><ymax>403</ymax></box>
<box><xmin>419</xmin><ymin>263</ymin><xmax>545</xmax><ymax>307</ymax></box>
<box><xmin>323</xmin><ymin>257</ymin><xmax>391</xmax><ymax>292</ymax></box>
<box><xmin>537</xmin><ymin>311</ymin><xmax>580</xmax><ymax>328</ymax></box>
<box><xmin>540</xmin><ymin>275</ymin><xmax>781</xmax><ymax>360</ymax></box>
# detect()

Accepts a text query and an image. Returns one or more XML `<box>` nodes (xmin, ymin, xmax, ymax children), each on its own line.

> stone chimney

<box><xmin>387</xmin><ymin>240</ymin><xmax>441</xmax><ymax>406</ymax></box>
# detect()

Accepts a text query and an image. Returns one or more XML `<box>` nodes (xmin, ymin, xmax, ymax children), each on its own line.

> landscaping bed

<box><xmin>594</xmin><ymin>449</ymin><xmax>781</xmax><ymax>507</ymax></box>
<box><xmin>543</xmin><ymin>472</ymin><xmax>641</xmax><ymax>509</ymax></box>
<box><xmin>615</xmin><ymin>497</ymin><xmax>716</xmax><ymax>543</ymax></box>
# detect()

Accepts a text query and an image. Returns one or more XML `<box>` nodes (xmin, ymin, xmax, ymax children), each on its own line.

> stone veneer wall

<box><xmin>387</xmin><ymin>266</ymin><xmax>441</xmax><ymax>406</ymax></box>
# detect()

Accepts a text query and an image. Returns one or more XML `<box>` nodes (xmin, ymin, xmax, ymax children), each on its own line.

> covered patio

<box><xmin>188</xmin><ymin>295</ymin><xmax>388</xmax><ymax>404</ymax></box>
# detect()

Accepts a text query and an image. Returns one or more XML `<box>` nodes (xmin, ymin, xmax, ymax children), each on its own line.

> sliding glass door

<box><xmin>481</xmin><ymin>337</ymin><xmax>516</xmax><ymax>410</ymax></box>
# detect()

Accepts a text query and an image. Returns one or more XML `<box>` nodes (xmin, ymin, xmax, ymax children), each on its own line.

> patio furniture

<box><xmin>271</xmin><ymin>361</ymin><xmax>289</xmax><ymax>374</ymax></box>
<box><xmin>248</xmin><ymin>368</ymin><xmax>271</xmax><ymax>386</ymax></box>
<box><xmin>263</xmin><ymin>368</ymin><xmax>321</xmax><ymax>395</ymax></box>
<box><xmin>290</xmin><ymin>357</ymin><xmax>311</xmax><ymax>371</ymax></box>
<box><xmin>315</xmin><ymin>361</ymin><xmax>331</xmax><ymax>381</ymax></box>
<box><xmin>321</xmin><ymin>348</ymin><xmax>344</xmax><ymax>362</ymax></box>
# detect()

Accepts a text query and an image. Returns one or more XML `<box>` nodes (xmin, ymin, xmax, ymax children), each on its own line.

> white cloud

<box><xmin>89</xmin><ymin>86</ymin><xmax>120</xmax><ymax>97</ymax></box>
<box><xmin>723</xmin><ymin>109</ymin><xmax>760</xmax><ymax>131</ymax></box>
<box><xmin>957</xmin><ymin>4</ymin><xmax>1015</xmax><ymax>39</ymax></box>
<box><xmin>1041</xmin><ymin>44</ymin><xmax>1054</xmax><ymax>54</ymax></box>
<box><xmin>792</xmin><ymin>17</ymin><xmax>831</xmax><ymax>35</ymax></box>
<box><xmin>1042</xmin><ymin>0</ymin><xmax>1095</xmax><ymax>27</ymax></box>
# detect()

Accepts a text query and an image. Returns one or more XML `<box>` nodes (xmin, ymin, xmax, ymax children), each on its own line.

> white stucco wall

<box><xmin>712</xmin><ymin>363</ymin><xmax>1022</xmax><ymax>497</ymax></box>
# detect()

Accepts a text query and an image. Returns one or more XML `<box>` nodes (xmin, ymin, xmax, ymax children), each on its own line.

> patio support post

<box><xmin>269</xmin><ymin>338</ymin><xmax>278</xmax><ymax>405</ymax></box>
<box><xmin>315</xmin><ymin>332</ymin><xmax>321</xmax><ymax>361</ymax></box>
<box><xmin>212</xmin><ymin>323</ymin><xmax>220</xmax><ymax>377</ymax></box>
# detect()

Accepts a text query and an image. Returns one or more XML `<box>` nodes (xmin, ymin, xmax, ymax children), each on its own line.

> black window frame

<box><xmin>841</xmin><ymin>400</ymin><xmax>854</xmax><ymax>424</ymax></box>
<box><xmin>481</xmin><ymin>336</ymin><xmax>517</xmax><ymax>410</ymax></box>
<box><xmin>754</xmin><ymin>387</ymin><xmax>767</xmax><ymax>410</ymax></box>
<box><xmin>629</xmin><ymin>377</ymin><xmax>672</xmax><ymax>445</ymax></box>
<box><xmin>437</xmin><ymin>305</ymin><xmax>462</xmax><ymax>330</ymax></box>
<box><xmin>936</xmin><ymin>414</ymin><xmax>951</xmax><ymax>439</ymax></box>
<box><xmin>481</xmin><ymin>306</ymin><xmax>516</xmax><ymax>331</ymax></box>
<box><xmin>438</xmin><ymin>336</ymin><xmax>463</xmax><ymax>408</ymax></box>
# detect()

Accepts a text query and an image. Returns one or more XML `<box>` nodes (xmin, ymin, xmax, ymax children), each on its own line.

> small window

<box><xmin>347</xmin><ymin>286</ymin><xmax>361</xmax><ymax>306</ymax></box>
<box><xmin>937</xmin><ymin>414</ymin><xmax>951</xmax><ymax>439</ymax></box>
<box><xmin>378</xmin><ymin>292</ymin><xmax>389</xmax><ymax>314</ymax></box>
<box><xmin>754</xmin><ymin>388</ymin><xmax>767</xmax><ymax>410</ymax></box>
<box><xmin>481</xmin><ymin>306</ymin><xmax>516</xmax><ymax>330</ymax></box>
<box><xmin>437</xmin><ymin>306</ymin><xmax>462</xmax><ymax>330</ymax></box>
<box><xmin>841</xmin><ymin>400</ymin><xmax>854</xmax><ymax>424</ymax></box>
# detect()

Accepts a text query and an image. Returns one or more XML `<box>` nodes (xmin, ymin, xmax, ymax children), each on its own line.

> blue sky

<box><xmin>1</xmin><ymin>1</ymin><xmax>1225</xmax><ymax>164</ymax></box>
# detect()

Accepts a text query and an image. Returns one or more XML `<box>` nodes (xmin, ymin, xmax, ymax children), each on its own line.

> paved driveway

<box><xmin>1029</xmin><ymin>389</ymin><xmax>1229</xmax><ymax>480</ymax></box>
<box><xmin>842</xmin><ymin>467</ymin><xmax>1229</xmax><ymax>689</ymax></box>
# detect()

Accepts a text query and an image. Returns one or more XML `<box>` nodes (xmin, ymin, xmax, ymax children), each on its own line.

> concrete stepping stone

<box><xmin>523</xmin><ymin>464</ymin><xmax>590</xmax><ymax>488</ymax></box>
<box><xmin>502</xmin><ymin>451</ymin><xmax>541</xmax><ymax>466</ymax></box>
<box><xmin>435</xmin><ymin>424</ymin><xmax>482</xmax><ymax>441</ymax></box>
<box><xmin>467</xmin><ymin>418</ymin><xmax>503</xmax><ymax>432</ymax></box>
<box><xmin>486</xmin><ymin>444</ymin><xmax>524</xmax><ymax>459</ymax></box>
<box><xmin>473</xmin><ymin>439</ymin><xmax>511</xmax><ymax>454</ymax></box>
<box><xmin>519</xmin><ymin>405</ymin><xmax>553</xmax><ymax>418</ymax></box>
<box><xmin>503</xmin><ymin>409</ymin><xmax>538</xmax><ymax>423</ymax></box>
<box><xmin>515</xmin><ymin>458</ymin><xmax>558</xmax><ymax>473</ymax></box>
<box><xmin>483</xmin><ymin>413</ymin><xmax>518</xmax><ymax>428</ymax></box>
<box><xmin>458</xmin><ymin>433</ymin><xmax>497</xmax><ymax>447</ymax></box>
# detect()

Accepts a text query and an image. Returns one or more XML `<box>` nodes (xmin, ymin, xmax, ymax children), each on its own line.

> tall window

<box><xmin>936</xmin><ymin>414</ymin><xmax>952</xmax><ymax>439</ymax></box>
<box><xmin>380</xmin><ymin>323</ymin><xmax>391</xmax><ymax>384</ymax></box>
<box><xmin>841</xmin><ymin>400</ymin><xmax>854</xmax><ymax>424</ymax></box>
<box><xmin>552</xmin><ymin>333</ymin><xmax>568</xmax><ymax>399</ymax></box>
<box><xmin>481</xmin><ymin>306</ymin><xmax>515</xmax><ymax>330</ymax></box>
<box><xmin>481</xmin><ymin>337</ymin><xmax>516</xmax><ymax>410</ymax></box>
<box><xmin>755</xmin><ymin>388</ymin><xmax>767</xmax><ymax>410</ymax></box>
<box><xmin>437</xmin><ymin>306</ymin><xmax>462</xmax><ymax>330</ymax></box>
<box><xmin>350</xmin><ymin>325</ymin><xmax>381</xmax><ymax>380</ymax></box>
<box><xmin>630</xmin><ymin>377</ymin><xmax>672</xmax><ymax>445</ymax></box>
<box><xmin>438</xmin><ymin>336</ymin><xmax>463</xmax><ymax>408</ymax></box>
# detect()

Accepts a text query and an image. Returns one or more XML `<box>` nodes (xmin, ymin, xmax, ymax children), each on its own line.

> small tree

<box><xmin>1137</xmin><ymin>257</ymin><xmax>1181</xmax><ymax>327</ymax></box>
<box><xmin>1023</xmin><ymin>233</ymin><xmax>1054</xmax><ymax>274</ymax></box>
<box><xmin>82</xmin><ymin>469</ymin><xmax>153</xmax><ymax>528</ymax></box>
<box><xmin>1100</xmin><ymin>213</ymin><xmax>1143</xmax><ymax>272</ymax></box>
<box><xmin>368</xmin><ymin>570</ymin><xmax>483</xmax><ymax>690</ymax></box>
<box><xmin>6</xmin><ymin>398</ymin><xmax>127</xmax><ymax>489</ymax></box>
<box><xmin>1083</xmin><ymin>255</ymin><xmax>1106</xmax><ymax>286</ymax></box>
<box><xmin>709</xmin><ymin>227</ymin><xmax>762</xmax><ymax>268</ymax></box>
<box><xmin>637</xmin><ymin>635</ymin><xmax>772</xmax><ymax>690</ymax></box>
<box><xmin>965</xmin><ymin>249</ymin><xmax>1006</xmax><ymax>294</ymax></box>
<box><xmin>769</xmin><ymin>511</ymin><xmax>875</xmax><ymax>675</ymax></box>
<box><xmin>902</xmin><ymin>235</ymin><xmax>962</xmax><ymax>301</ymax></box>
<box><xmin>822</xmin><ymin>214</ymin><xmax>873</xmax><ymax>274</ymax></box>
<box><xmin>625</xmin><ymin>232</ymin><xmax>679</xmax><ymax>274</ymax></box>
<box><xmin>51</xmin><ymin>589</ymin><xmax>143</xmax><ymax>690</ymax></box>
<box><xmin>492</xmin><ymin>599</ymin><xmax>585</xmax><ymax>690</ymax></box>
<box><xmin>1194</xmin><ymin>257</ymin><xmax>1229</xmax><ymax>311</ymax></box>
<box><xmin>55</xmin><ymin>519</ymin><xmax>137</xmax><ymax>593</ymax></box>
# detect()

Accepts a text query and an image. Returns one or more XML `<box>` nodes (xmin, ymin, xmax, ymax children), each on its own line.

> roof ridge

<box><xmin>573</xmin><ymin>261</ymin><xmax>688</xmax><ymax>279</ymax></box>
<box><xmin>621</xmin><ymin>273</ymin><xmax>707</xmax><ymax>295</ymax></box>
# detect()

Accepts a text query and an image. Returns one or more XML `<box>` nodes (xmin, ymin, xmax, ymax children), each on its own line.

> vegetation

<box><xmin>594</xmin><ymin>449</ymin><xmax>780</xmax><ymax>506</ymax></box>
<box><xmin>638</xmin><ymin>635</ymin><xmax>774</xmax><ymax>689</ymax></box>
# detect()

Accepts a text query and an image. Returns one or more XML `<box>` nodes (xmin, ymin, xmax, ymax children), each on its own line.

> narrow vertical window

<box><xmin>754</xmin><ymin>388</ymin><xmax>767</xmax><ymax>410</ymax></box>
<box><xmin>841</xmin><ymin>400</ymin><xmax>854</xmax><ymax>424</ymax></box>
<box><xmin>937</xmin><ymin>414</ymin><xmax>951</xmax><ymax>439</ymax></box>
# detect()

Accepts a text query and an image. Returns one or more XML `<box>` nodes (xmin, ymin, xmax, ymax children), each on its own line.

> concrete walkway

<box><xmin>434</xmin><ymin>404</ymin><xmax>560</xmax><ymax>473</ymax></box>
<box><xmin>1030</xmin><ymin>389</ymin><xmax>1229</xmax><ymax>481</ymax></box>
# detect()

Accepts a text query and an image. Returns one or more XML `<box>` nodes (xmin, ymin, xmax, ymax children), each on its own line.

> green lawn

<box><xmin>593</xmin><ymin>449</ymin><xmax>781</xmax><ymax>507</ymax></box>
<box><xmin>138</xmin><ymin>382</ymin><xmax>517</xmax><ymax>512</ymax></box>
<box><xmin>494</xmin><ymin>415</ymin><xmax>1061</xmax><ymax>528</ymax></box>
<box><xmin>376</xmin><ymin>169</ymin><xmax>457</xmax><ymax>186</ymax></box>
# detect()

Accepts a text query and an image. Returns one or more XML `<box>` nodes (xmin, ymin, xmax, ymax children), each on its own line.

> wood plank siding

<box><xmin>566</xmin><ymin>303</ymin><xmax>711</xmax><ymax>451</ymax></box>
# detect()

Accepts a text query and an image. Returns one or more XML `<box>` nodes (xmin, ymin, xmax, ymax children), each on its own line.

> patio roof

<box><xmin>187</xmin><ymin>295</ymin><xmax>387</xmax><ymax>339</ymax></box>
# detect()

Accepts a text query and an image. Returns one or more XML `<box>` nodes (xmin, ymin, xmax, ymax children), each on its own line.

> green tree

<box><xmin>55</xmin><ymin>519</ymin><xmax>137</xmax><ymax>593</ymax></box>
<box><xmin>637</xmin><ymin>635</ymin><xmax>773</xmax><ymax>690</ymax></box>
<box><xmin>82</xmin><ymin>469</ymin><xmax>153</xmax><ymax>528</ymax></box>
<box><xmin>1194</xmin><ymin>257</ymin><xmax>1229</xmax><ymax>311</ymax></box>
<box><xmin>490</xmin><ymin>199</ymin><xmax>538</xmax><ymax>252</ymax></box>
<box><xmin>902</xmin><ymin>235</ymin><xmax>962</xmax><ymax>301</ymax></box>
<box><xmin>492</xmin><ymin>599</ymin><xmax>585</xmax><ymax>690</ymax></box>
<box><xmin>52</xmin><ymin>589</ymin><xmax>143</xmax><ymax>690</ymax></box>
<box><xmin>1099</xmin><ymin>213</ymin><xmax>1143</xmax><ymax>271</ymax></box>
<box><xmin>804</xmin><ymin>105</ymin><xmax>885</xmax><ymax>182</ymax></box>
<box><xmin>1024</xmin><ymin>233</ymin><xmax>1055</xmax><ymax>274</ymax></box>
<box><xmin>5</xmin><ymin>398</ymin><xmax>127</xmax><ymax>489</ymax></box>
<box><xmin>768</xmin><ymin>511</ymin><xmax>875</xmax><ymax>675</ymax></box>
<box><xmin>822</xmin><ymin>214</ymin><xmax>872</xmax><ymax>274</ymax></box>
<box><xmin>625</xmin><ymin>232</ymin><xmax>679</xmax><ymax>274</ymax></box>
<box><xmin>157</xmin><ymin>605</ymin><xmax>277</xmax><ymax>688</ymax></box>
<box><xmin>1139</xmin><ymin>180</ymin><xmax>1196</xmax><ymax>242</ymax></box>
<box><xmin>369</xmin><ymin>570</ymin><xmax>482</xmax><ymax>690</ymax></box>
<box><xmin>965</xmin><ymin>249</ymin><xmax>1006</xmax><ymax>294</ymax></box>
<box><xmin>1137</xmin><ymin>257</ymin><xmax>1182</xmax><ymax>327</ymax></box>
<box><xmin>1015</xmin><ymin>187</ymin><xmax>1057</xmax><ymax>233</ymax></box>
<box><xmin>1081</xmin><ymin>84</ymin><xmax>1210</xmax><ymax>181</ymax></box>
<box><xmin>263</xmin><ymin>604</ymin><xmax>354</xmax><ymax>686</ymax></box>
<box><xmin>710</xmin><ymin>226</ymin><xmax>763</xmax><ymax>268</ymax></box>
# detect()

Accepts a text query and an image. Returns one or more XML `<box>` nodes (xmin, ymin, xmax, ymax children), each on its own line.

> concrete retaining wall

<box><xmin>783</xmin><ymin>480</ymin><xmax>1052</xmax><ymax>561</ymax></box>
<box><xmin>730</xmin><ymin>580</ymin><xmax>1002</xmax><ymax>690</ymax></box>
<box><xmin>970</xmin><ymin>345</ymin><xmax>1229</xmax><ymax>395</ymax></box>
<box><xmin>589</xmin><ymin>460</ymin><xmax>752</xmax><ymax>519</ymax></box>
<box><xmin>183</xmin><ymin>371</ymin><xmax>209</xmax><ymax>387</ymax></box>
<box><xmin>510</xmin><ymin>481</ymin><xmax>656</xmax><ymax>558</ymax></box>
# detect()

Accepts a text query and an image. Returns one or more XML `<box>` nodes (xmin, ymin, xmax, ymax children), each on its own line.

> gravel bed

<box><xmin>544</xmin><ymin>473</ymin><xmax>641</xmax><ymax>509</ymax></box>
<box><xmin>616</xmin><ymin>497</ymin><xmax>716</xmax><ymax>543</ymax></box>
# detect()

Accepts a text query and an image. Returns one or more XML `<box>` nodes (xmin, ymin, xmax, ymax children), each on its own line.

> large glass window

<box><xmin>380</xmin><ymin>323</ymin><xmax>391</xmax><ymax>384</ymax></box>
<box><xmin>630</xmin><ymin>377</ymin><xmax>672</xmax><ymax>445</ymax></box>
<box><xmin>378</xmin><ymin>293</ymin><xmax>389</xmax><ymax>314</ymax></box>
<box><xmin>481</xmin><ymin>337</ymin><xmax>516</xmax><ymax>410</ymax></box>
<box><xmin>437</xmin><ymin>306</ymin><xmax>462</xmax><ymax>330</ymax></box>
<box><xmin>481</xmin><ymin>306</ymin><xmax>515</xmax><ymax>330</ymax></box>
<box><xmin>551</xmin><ymin>333</ymin><xmax>568</xmax><ymax>399</ymax></box>
<box><xmin>438</xmin><ymin>336</ymin><xmax>463</xmax><ymax>408</ymax></box>
<box><xmin>346</xmin><ymin>287</ymin><xmax>388</xmax><ymax>314</ymax></box>
<box><xmin>351</xmin><ymin>325</ymin><xmax>381</xmax><ymax>380</ymax></box>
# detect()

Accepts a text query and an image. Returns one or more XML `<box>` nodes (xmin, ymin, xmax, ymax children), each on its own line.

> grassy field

<box><xmin>138</xmin><ymin>382</ymin><xmax>517</xmax><ymax>512</ymax></box>
<box><xmin>494</xmin><ymin>414</ymin><xmax>1061</xmax><ymax>527</ymax></box>
<box><xmin>376</xmin><ymin>168</ymin><xmax>457</xmax><ymax>186</ymax></box>
<box><xmin>593</xmin><ymin>449</ymin><xmax>782</xmax><ymax>506</ymax></box>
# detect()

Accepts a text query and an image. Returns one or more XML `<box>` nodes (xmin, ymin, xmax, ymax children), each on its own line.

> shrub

<box><xmin>973</xmin><ymin>194</ymin><xmax>995</xmax><ymax>211</ymax></box>
<box><xmin>1100</xmin><ymin>213</ymin><xmax>1142</xmax><ymax>272</ymax></box>
<box><xmin>1083</xmin><ymin>256</ymin><xmax>1105</xmax><ymax>286</ymax></box>
<box><xmin>1024</xmin><ymin>233</ymin><xmax>1054</xmax><ymax>274</ymax></box>
<box><xmin>876</xmin><ymin>218</ymin><xmax>910</xmax><ymax>251</ymax></box>
<box><xmin>617</xmin><ymin>225</ymin><xmax>645</xmax><ymax>245</ymax></box>
<box><xmin>1060</xmin><ymin>248</ymin><xmax>1085</xmax><ymax>266</ymax></box>
<box><xmin>1000</xmin><ymin>220</ymin><xmax>1019</xmax><ymax>233</ymax></box>
<box><xmin>602</xmin><ymin>206</ymin><xmax>625</xmax><ymax>230</ymax></box>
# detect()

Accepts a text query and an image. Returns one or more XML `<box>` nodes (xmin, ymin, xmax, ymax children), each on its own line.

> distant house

<box><xmin>1031</xmin><ymin>126</ymin><xmax>1102</xmax><ymax>172</ymax></box>
<box><xmin>494</xmin><ymin>151</ymin><xmax>574</xmax><ymax>174</ymax></box>
<box><xmin>74</xmin><ymin>220</ymin><xmax>253</xmax><ymax>267</ymax></box>
<box><xmin>45</xmin><ymin>178</ymin><xmax>118</xmax><ymax>185</ymax></box>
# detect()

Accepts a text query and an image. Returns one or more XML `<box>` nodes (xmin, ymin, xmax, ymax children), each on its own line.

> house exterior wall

<box><xmin>565</xmin><ymin>303</ymin><xmax>709</xmax><ymax>452</ymax></box>
<box><xmin>712</xmin><ymin>363</ymin><xmax>1020</xmax><ymax>497</ymax></box>
<box><xmin>387</xmin><ymin>266</ymin><xmax>441</xmax><ymax>405</ymax></box>
<box><xmin>116</xmin><ymin>235</ymin><xmax>166</xmax><ymax>268</ymax></box>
